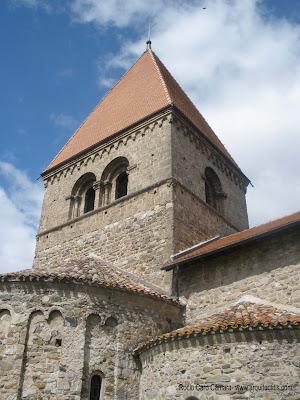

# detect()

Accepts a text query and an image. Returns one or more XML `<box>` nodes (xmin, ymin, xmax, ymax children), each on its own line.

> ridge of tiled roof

<box><xmin>0</xmin><ymin>258</ymin><xmax>181</xmax><ymax>306</ymax></box>
<box><xmin>45</xmin><ymin>49</ymin><xmax>238</xmax><ymax>173</ymax></box>
<box><xmin>150</xmin><ymin>51</ymin><xmax>236</xmax><ymax>166</ymax></box>
<box><xmin>164</xmin><ymin>210</ymin><xmax>300</xmax><ymax>269</ymax></box>
<box><xmin>134</xmin><ymin>299</ymin><xmax>300</xmax><ymax>355</ymax></box>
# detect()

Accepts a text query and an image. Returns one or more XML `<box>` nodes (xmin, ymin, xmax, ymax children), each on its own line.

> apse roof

<box><xmin>0</xmin><ymin>257</ymin><xmax>181</xmax><ymax>306</ymax></box>
<box><xmin>134</xmin><ymin>300</ymin><xmax>300</xmax><ymax>354</ymax></box>
<box><xmin>45</xmin><ymin>49</ymin><xmax>238</xmax><ymax>173</ymax></box>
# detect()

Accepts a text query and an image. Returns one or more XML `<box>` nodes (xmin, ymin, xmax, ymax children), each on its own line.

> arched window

<box><xmin>69</xmin><ymin>172</ymin><xmax>96</xmax><ymax>219</ymax></box>
<box><xmin>90</xmin><ymin>374</ymin><xmax>102</xmax><ymax>400</ymax></box>
<box><xmin>115</xmin><ymin>171</ymin><xmax>128</xmax><ymax>199</ymax></box>
<box><xmin>100</xmin><ymin>157</ymin><xmax>129</xmax><ymax>206</ymax></box>
<box><xmin>205</xmin><ymin>179</ymin><xmax>216</xmax><ymax>208</ymax></box>
<box><xmin>204</xmin><ymin>167</ymin><xmax>225</xmax><ymax>213</ymax></box>
<box><xmin>0</xmin><ymin>309</ymin><xmax>11</xmax><ymax>338</ymax></box>
<box><xmin>84</xmin><ymin>186</ymin><xmax>95</xmax><ymax>213</ymax></box>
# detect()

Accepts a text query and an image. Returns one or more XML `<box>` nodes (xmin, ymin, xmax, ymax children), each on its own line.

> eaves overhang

<box><xmin>163</xmin><ymin>215</ymin><xmax>300</xmax><ymax>271</ymax></box>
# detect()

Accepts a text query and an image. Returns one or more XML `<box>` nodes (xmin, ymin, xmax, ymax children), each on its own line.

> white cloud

<box><xmin>8</xmin><ymin>0</ymin><xmax>300</xmax><ymax>227</ymax></box>
<box><xmin>71</xmin><ymin>0</ymin><xmax>300</xmax><ymax>226</ymax></box>
<box><xmin>70</xmin><ymin>0</ymin><xmax>167</xmax><ymax>27</ymax></box>
<box><xmin>50</xmin><ymin>113</ymin><xmax>77</xmax><ymax>130</ymax></box>
<box><xmin>0</xmin><ymin>162</ymin><xmax>43</xmax><ymax>273</ymax></box>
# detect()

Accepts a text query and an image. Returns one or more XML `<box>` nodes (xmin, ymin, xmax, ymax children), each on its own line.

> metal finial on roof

<box><xmin>146</xmin><ymin>22</ymin><xmax>152</xmax><ymax>50</ymax></box>
<box><xmin>146</xmin><ymin>39</ymin><xmax>152</xmax><ymax>50</ymax></box>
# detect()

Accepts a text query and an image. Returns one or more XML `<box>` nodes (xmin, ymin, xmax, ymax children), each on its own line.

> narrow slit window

<box><xmin>204</xmin><ymin>167</ymin><xmax>224</xmax><ymax>213</ymax></box>
<box><xmin>90</xmin><ymin>375</ymin><xmax>102</xmax><ymax>400</ymax></box>
<box><xmin>84</xmin><ymin>187</ymin><xmax>95</xmax><ymax>213</ymax></box>
<box><xmin>205</xmin><ymin>180</ymin><xmax>216</xmax><ymax>209</ymax></box>
<box><xmin>115</xmin><ymin>172</ymin><xmax>128</xmax><ymax>199</ymax></box>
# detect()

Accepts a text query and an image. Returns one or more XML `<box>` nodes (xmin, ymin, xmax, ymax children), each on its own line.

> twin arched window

<box><xmin>204</xmin><ymin>167</ymin><xmax>225</xmax><ymax>213</ymax></box>
<box><xmin>69</xmin><ymin>157</ymin><xmax>129</xmax><ymax>219</ymax></box>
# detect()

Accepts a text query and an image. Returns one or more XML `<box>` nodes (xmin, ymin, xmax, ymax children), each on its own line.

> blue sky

<box><xmin>1</xmin><ymin>0</ymin><xmax>300</xmax><ymax>272</ymax></box>
<box><xmin>1</xmin><ymin>0</ymin><xmax>300</xmax><ymax>176</ymax></box>
<box><xmin>1</xmin><ymin>2</ymin><xmax>122</xmax><ymax>176</ymax></box>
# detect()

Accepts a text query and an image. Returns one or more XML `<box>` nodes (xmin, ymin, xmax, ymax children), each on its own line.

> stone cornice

<box><xmin>171</xmin><ymin>109</ymin><xmax>250</xmax><ymax>193</ymax></box>
<box><xmin>42</xmin><ymin>107</ymin><xmax>173</xmax><ymax>187</ymax></box>
<box><xmin>38</xmin><ymin>177</ymin><xmax>239</xmax><ymax>238</ymax></box>
<box><xmin>134</xmin><ymin>326</ymin><xmax>299</xmax><ymax>357</ymax></box>
<box><xmin>42</xmin><ymin>105</ymin><xmax>250</xmax><ymax>193</ymax></box>
<box><xmin>37</xmin><ymin>177</ymin><xmax>173</xmax><ymax>237</ymax></box>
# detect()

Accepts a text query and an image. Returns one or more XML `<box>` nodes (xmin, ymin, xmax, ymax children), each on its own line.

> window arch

<box><xmin>0</xmin><ymin>309</ymin><xmax>11</xmax><ymax>338</ymax></box>
<box><xmin>100</xmin><ymin>157</ymin><xmax>129</xmax><ymax>206</ymax></box>
<box><xmin>204</xmin><ymin>167</ymin><xmax>225</xmax><ymax>213</ymax></box>
<box><xmin>69</xmin><ymin>172</ymin><xmax>96</xmax><ymax>219</ymax></box>
<box><xmin>89</xmin><ymin>374</ymin><xmax>102</xmax><ymax>400</ymax></box>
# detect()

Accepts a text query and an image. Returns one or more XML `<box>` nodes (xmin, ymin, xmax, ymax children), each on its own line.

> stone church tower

<box><xmin>1</xmin><ymin>48</ymin><xmax>299</xmax><ymax>400</ymax></box>
<box><xmin>35</xmin><ymin>48</ymin><xmax>249</xmax><ymax>291</ymax></box>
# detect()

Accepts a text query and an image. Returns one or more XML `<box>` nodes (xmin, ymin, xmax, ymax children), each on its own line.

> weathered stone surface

<box><xmin>138</xmin><ymin>331</ymin><xmax>300</xmax><ymax>400</ymax></box>
<box><xmin>176</xmin><ymin>228</ymin><xmax>300</xmax><ymax>323</ymax></box>
<box><xmin>1</xmin><ymin>61</ymin><xmax>298</xmax><ymax>400</ymax></box>
<box><xmin>35</xmin><ymin>111</ymin><xmax>248</xmax><ymax>292</ymax></box>
<box><xmin>0</xmin><ymin>281</ymin><xmax>182</xmax><ymax>400</ymax></box>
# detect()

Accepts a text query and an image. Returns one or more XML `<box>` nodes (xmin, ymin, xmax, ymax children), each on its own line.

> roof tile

<box><xmin>46</xmin><ymin>50</ymin><xmax>237</xmax><ymax>171</ymax></box>
<box><xmin>167</xmin><ymin>210</ymin><xmax>300</xmax><ymax>267</ymax></box>
<box><xmin>0</xmin><ymin>258</ymin><xmax>181</xmax><ymax>306</ymax></box>
<box><xmin>134</xmin><ymin>301</ymin><xmax>300</xmax><ymax>354</ymax></box>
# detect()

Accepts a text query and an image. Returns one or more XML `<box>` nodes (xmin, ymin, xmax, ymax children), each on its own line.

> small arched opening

<box><xmin>115</xmin><ymin>171</ymin><xmax>128</xmax><ymax>200</ymax></box>
<box><xmin>204</xmin><ymin>167</ymin><xmax>225</xmax><ymax>213</ymax></box>
<box><xmin>84</xmin><ymin>186</ymin><xmax>96</xmax><ymax>213</ymax></box>
<box><xmin>0</xmin><ymin>309</ymin><xmax>11</xmax><ymax>338</ymax></box>
<box><xmin>89</xmin><ymin>374</ymin><xmax>102</xmax><ymax>400</ymax></box>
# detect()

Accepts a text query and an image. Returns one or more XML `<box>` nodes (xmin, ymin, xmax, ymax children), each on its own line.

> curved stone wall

<box><xmin>138</xmin><ymin>330</ymin><xmax>300</xmax><ymax>400</ymax></box>
<box><xmin>0</xmin><ymin>280</ymin><xmax>181</xmax><ymax>400</ymax></box>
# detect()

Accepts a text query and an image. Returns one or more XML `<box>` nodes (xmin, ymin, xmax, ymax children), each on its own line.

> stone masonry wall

<box><xmin>35</xmin><ymin>115</ymin><xmax>173</xmax><ymax>291</ymax></box>
<box><xmin>35</xmin><ymin>183</ymin><xmax>173</xmax><ymax>291</ymax></box>
<box><xmin>35</xmin><ymin>110</ymin><xmax>250</xmax><ymax>292</ymax></box>
<box><xmin>173</xmin><ymin>183</ymin><xmax>237</xmax><ymax>253</ymax></box>
<box><xmin>0</xmin><ymin>281</ymin><xmax>182</xmax><ymax>400</ymax></box>
<box><xmin>176</xmin><ymin>228</ymin><xmax>300</xmax><ymax>323</ymax></box>
<box><xmin>139</xmin><ymin>330</ymin><xmax>300</xmax><ymax>400</ymax></box>
<box><xmin>171</xmin><ymin>117</ymin><xmax>249</xmax><ymax>232</ymax></box>
<box><xmin>39</xmin><ymin>115</ymin><xmax>172</xmax><ymax>233</ymax></box>
<box><xmin>34</xmin><ymin>110</ymin><xmax>251</xmax><ymax>290</ymax></box>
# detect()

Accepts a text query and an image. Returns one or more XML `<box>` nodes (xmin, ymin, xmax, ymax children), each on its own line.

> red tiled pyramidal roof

<box><xmin>165</xmin><ymin>210</ymin><xmax>300</xmax><ymax>268</ymax></box>
<box><xmin>46</xmin><ymin>49</ymin><xmax>237</xmax><ymax>172</ymax></box>
<box><xmin>134</xmin><ymin>301</ymin><xmax>300</xmax><ymax>354</ymax></box>
<box><xmin>0</xmin><ymin>257</ymin><xmax>181</xmax><ymax>306</ymax></box>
